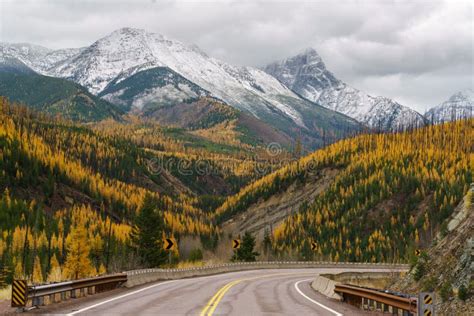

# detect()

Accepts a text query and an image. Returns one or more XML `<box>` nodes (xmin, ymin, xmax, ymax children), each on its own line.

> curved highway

<box><xmin>31</xmin><ymin>268</ymin><xmax>384</xmax><ymax>315</ymax></box>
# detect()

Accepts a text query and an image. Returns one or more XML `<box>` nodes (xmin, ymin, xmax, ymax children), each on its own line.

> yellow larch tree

<box><xmin>63</xmin><ymin>223</ymin><xmax>93</xmax><ymax>280</ymax></box>
<box><xmin>32</xmin><ymin>255</ymin><xmax>43</xmax><ymax>284</ymax></box>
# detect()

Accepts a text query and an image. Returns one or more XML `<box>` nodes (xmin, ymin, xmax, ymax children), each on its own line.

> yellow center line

<box><xmin>200</xmin><ymin>272</ymin><xmax>315</xmax><ymax>316</ymax></box>
<box><xmin>199</xmin><ymin>280</ymin><xmax>242</xmax><ymax>316</ymax></box>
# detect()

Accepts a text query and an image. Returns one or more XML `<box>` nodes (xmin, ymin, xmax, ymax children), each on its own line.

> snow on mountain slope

<box><xmin>99</xmin><ymin>66</ymin><xmax>210</xmax><ymax>112</ymax></box>
<box><xmin>0</xmin><ymin>43</ymin><xmax>83</xmax><ymax>73</ymax></box>
<box><xmin>425</xmin><ymin>89</ymin><xmax>473</xmax><ymax>123</ymax></box>
<box><xmin>46</xmin><ymin>28</ymin><xmax>306</xmax><ymax>127</ymax></box>
<box><xmin>264</xmin><ymin>48</ymin><xmax>426</xmax><ymax>130</ymax></box>
<box><xmin>0</xmin><ymin>28</ymin><xmax>362</xmax><ymax>149</ymax></box>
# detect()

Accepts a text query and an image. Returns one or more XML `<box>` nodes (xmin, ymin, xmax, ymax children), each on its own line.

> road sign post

<box><xmin>163</xmin><ymin>238</ymin><xmax>176</xmax><ymax>265</ymax></box>
<box><xmin>11</xmin><ymin>279</ymin><xmax>27</xmax><ymax>308</ymax></box>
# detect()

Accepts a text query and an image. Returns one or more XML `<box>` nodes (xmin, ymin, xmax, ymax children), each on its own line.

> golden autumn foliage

<box><xmin>1</xmin><ymin>94</ymin><xmax>472</xmax><ymax>282</ymax></box>
<box><xmin>32</xmin><ymin>256</ymin><xmax>43</xmax><ymax>284</ymax></box>
<box><xmin>47</xmin><ymin>254</ymin><xmax>62</xmax><ymax>282</ymax></box>
<box><xmin>218</xmin><ymin>118</ymin><xmax>472</xmax><ymax>262</ymax></box>
<box><xmin>62</xmin><ymin>220</ymin><xmax>94</xmax><ymax>280</ymax></box>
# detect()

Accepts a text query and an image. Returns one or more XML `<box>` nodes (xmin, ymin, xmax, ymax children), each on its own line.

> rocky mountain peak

<box><xmin>264</xmin><ymin>48</ymin><xmax>425</xmax><ymax>130</ymax></box>
<box><xmin>295</xmin><ymin>47</ymin><xmax>324</xmax><ymax>65</ymax></box>
<box><xmin>425</xmin><ymin>88</ymin><xmax>473</xmax><ymax>122</ymax></box>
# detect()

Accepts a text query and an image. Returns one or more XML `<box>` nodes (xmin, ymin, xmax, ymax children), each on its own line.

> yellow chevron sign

<box><xmin>424</xmin><ymin>309</ymin><xmax>432</xmax><ymax>316</ymax></box>
<box><xmin>11</xmin><ymin>279</ymin><xmax>27</xmax><ymax>307</ymax></box>
<box><xmin>232</xmin><ymin>239</ymin><xmax>241</xmax><ymax>249</ymax></box>
<box><xmin>163</xmin><ymin>238</ymin><xmax>175</xmax><ymax>250</ymax></box>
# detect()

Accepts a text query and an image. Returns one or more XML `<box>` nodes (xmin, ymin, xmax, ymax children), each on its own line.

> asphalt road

<box><xmin>31</xmin><ymin>268</ymin><xmax>386</xmax><ymax>315</ymax></box>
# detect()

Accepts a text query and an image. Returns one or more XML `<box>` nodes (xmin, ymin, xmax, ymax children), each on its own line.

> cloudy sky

<box><xmin>1</xmin><ymin>0</ymin><xmax>472</xmax><ymax>112</ymax></box>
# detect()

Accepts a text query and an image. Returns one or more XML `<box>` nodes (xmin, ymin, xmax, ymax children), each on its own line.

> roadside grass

<box><xmin>0</xmin><ymin>285</ymin><xmax>11</xmax><ymax>300</ymax></box>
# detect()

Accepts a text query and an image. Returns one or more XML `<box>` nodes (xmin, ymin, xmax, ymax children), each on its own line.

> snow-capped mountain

<box><xmin>264</xmin><ymin>48</ymin><xmax>426</xmax><ymax>130</ymax></box>
<box><xmin>0</xmin><ymin>42</ymin><xmax>83</xmax><ymax>73</ymax></box>
<box><xmin>0</xmin><ymin>28</ymin><xmax>361</xmax><ymax>149</ymax></box>
<box><xmin>38</xmin><ymin>28</ymin><xmax>310</xmax><ymax>127</ymax></box>
<box><xmin>425</xmin><ymin>89</ymin><xmax>473</xmax><ymax>123</ymax></box>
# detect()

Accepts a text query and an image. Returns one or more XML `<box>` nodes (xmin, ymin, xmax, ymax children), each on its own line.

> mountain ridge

<box><xmin>1</xmin><ymin>27</ymin><xmax>362</xmax><ymax>149</ymax></box>
<box><xmin>0</xmin><ymin>58</ymin><xmax>124</xmax><ymax>122</ymax></box>
<box><xmin>264</xmin><ymin>47</ymin><xmax>426</xmax><ymax>130</ymax></box>
<box><xmin>425</xmin><ymin>89</ymin><xmax>473</xmax><ymax>123</ymax></box>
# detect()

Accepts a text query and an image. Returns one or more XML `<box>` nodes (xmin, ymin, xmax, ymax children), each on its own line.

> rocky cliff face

<box><xmin>392</xmin><ymin>185</ymin><xmax>474</xmax><ymax>315</ymax></box>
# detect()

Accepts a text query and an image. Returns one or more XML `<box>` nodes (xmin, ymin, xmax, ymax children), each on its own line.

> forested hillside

<box><xmin>0</xmin><ymin>94</ymin><xmax>472</xmax><ymax>285</ymax></box>
<box><xmin>0</xmin><ymin>69</ymin><xmax>124</xmax><ymax>122</ymax></box>
<box><xmin>216</xmin><ymin>119</ymin><xmax>472</xmax><ymax>262</ymax></box>
<box><xmin>0</xmin><ymin>97</ymin><xmax>284</xmax><ymax>283</ymax></box>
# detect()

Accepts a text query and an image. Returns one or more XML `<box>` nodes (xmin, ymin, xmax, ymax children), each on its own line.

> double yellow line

<box><xmin>199</xmin><ymin>272</ymin><xmax>314</xmax><ymax>316</ymax></box>
<box><xmin>200</xmin><ymin>279</ymin><xmax>244</xmax><ymax>316</ymax></box>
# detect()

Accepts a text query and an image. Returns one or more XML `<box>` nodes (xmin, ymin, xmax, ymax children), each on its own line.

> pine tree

<box><xmin>263</xmin><ymin>229</ymin><xmax>272</xmax><ymax>255</ymax></box>
<box><xmin>231</xmin><ymin>232</ymin><xmax>259</xmax><ymax>262</ymax></box>
<box><xmin>130</xmin><ymin>194</ymin><xmax>168</xmax><ymax>267</ymax></box>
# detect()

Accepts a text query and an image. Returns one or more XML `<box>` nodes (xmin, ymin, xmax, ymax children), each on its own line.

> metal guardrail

<box><xmin>335</xmin><ymin>283</ymin><xmax>418</xmax><ymax>314</ymax></box>
<box><xmin>26</xmin><ymin>273</ymin><xmax>127</xmax><ymax>307</ymax></box>
<box><xmin>17</xmin><ymin>262</ymin><xmax>408</xmax><ymax>309</ymax></box>
<box><xmin>127</xmin><ymin>261</ymin><xmax>410</xmax><ymax>275</ymax></box>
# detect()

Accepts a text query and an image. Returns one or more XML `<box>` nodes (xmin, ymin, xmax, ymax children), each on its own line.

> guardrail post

<box><xmin>80</xmin><ymin>288</ymin><xmax>85</xmax><ymax>297</ymax></box>
<box><xmin>392</xmin><ymin>306</ymin><xmax>399</xmax><ymax>315</ymax></box>
<box><xmin>383</xmin><ymin>303</ymin><xmax>389</xmax><ymax>313</ymax></box>
<box><xmin>49</xmin><ymin>294</ymin><xmax>55</xmax><ymax>304</ymax></box>
<box><xmin>88</xmin><ymin>286</ymin><xmax>94</xmax><ymax>295</ymax></box>
<box><xmin>32</xmin><ymin>296</ymin><xmax>40</xmax><ymax>306</ymax></box>
<box><xmin>376</xmin><ymin>301</ymin><xmax>382</xmax><ymax>311</ymax></box>
<box><xmin>368</xmin><ymin>299</ymin><xmax>374</xmax><ymax>310</ymax></box>
<box><xmin>70</xmin><ymin>289</ymin><xmax>76</xmax><ymax>299</ymax></box>
<box><xmin>362</xmin><ymin>297</ymin><xmax>368</xmax><ymax>310</ymax></box>
<box><xmin>61</xmin><ymin>291</ymin><xmax>66</xmax><ymax>301</ymax></box>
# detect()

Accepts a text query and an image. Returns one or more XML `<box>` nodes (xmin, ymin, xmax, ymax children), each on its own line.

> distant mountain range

<box><xmin>1</xmin><ymin>28</ymin><xmax>362</xmax><ymax>149</ymax></box>
<box><xmin>0</xmin><ymin>27</ymin><xmax>472</xmax><ymax>146</ymax></box>
<box><xmin>425</xmin><ymin>89</ymin><xmax>473</xmax><ymax>123</ymax></box>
